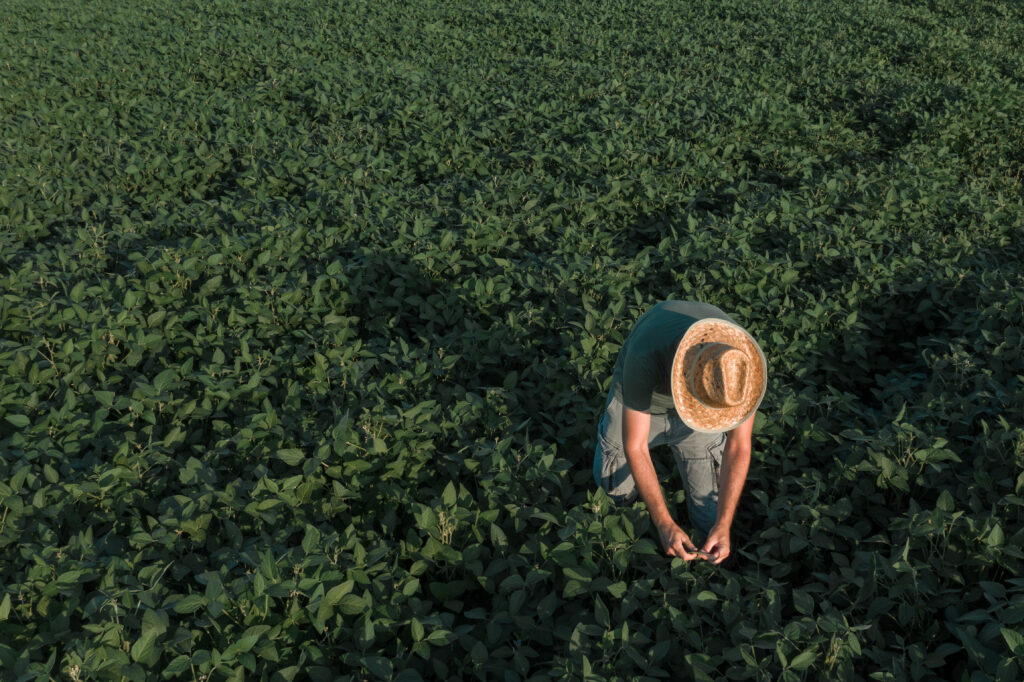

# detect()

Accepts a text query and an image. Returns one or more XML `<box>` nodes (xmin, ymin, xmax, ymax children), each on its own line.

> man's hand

<box><xmin>656</xmin><ymin>520</ymin><xmax>701</xmax><ymax>560</ymax></box>
<box><xmin>700</xmin><ymin>524</ymin><xmax>731</xmax><ymax>565</ymax></box>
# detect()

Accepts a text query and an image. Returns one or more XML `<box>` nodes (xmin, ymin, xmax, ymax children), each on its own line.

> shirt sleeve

<box><xmin>620</xmin><ymin>349</ymin><xmax>656</xmax><ymax>413</ymax></box>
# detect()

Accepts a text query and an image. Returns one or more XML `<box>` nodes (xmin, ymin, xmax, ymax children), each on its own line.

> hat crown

<box><xmin>689</xmin><ymin>343</ymin><xmax>749</xmax><ymax>408</ymax></box>
<box><xmin>671</xmin><ymin>315</ymin><xmax>766</xmax><ymax>433</ymax></box>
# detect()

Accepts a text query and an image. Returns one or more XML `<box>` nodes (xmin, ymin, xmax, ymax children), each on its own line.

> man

<box><xmin>592</xmin><ymin>300</ymin><xmax>766</xmax><ymax>564</ymax></box>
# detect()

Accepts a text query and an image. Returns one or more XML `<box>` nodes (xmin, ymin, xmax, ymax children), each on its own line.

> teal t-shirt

<box><xmin>611</xmin><ymin>300</ymin><xmax>737</xmax><ymax>415</ymax></box>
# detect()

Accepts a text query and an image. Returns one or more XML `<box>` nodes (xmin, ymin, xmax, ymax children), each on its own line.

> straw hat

<box><xmin>670</xmin><ymin>318</ymin><xmax>767</xmax><ymax>433</ymax></box>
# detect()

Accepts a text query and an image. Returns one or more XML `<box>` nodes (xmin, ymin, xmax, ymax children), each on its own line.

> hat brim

<box><xmin>670</xmin><ymin>319</ymin><xmax>767</xmax><ymax>433</ymax></box>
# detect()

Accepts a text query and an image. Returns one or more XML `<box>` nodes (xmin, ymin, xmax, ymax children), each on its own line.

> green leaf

<box><xmin>425</xmin><ymin>629</ymin><xmax>456</xmax><ymax>645</ymax></box>
<box><xmin>441</xmin><ymin>481</ymin><xmax>456</xmax><ymax>506</ymax></box>
<box><xmin>987</xmin><ymin>524</ymin><xmax>1005</xmax><ymax>547</ymax></box>
<box><xmin>70</xmin><ymin>280</ymin><xmax>86</xmax><ymax>301</ymax></box>
<box><xmin>224</xmin><ymin>632</ymin><xmax>260</xmax><ymax>657</ymax></box>
<box><xmin>4</xmin><ymin>415</ymin><xmax>29</xmax><ymax>428</ymax></box>
<box><xmin>337</xmin><ymin>593</ymin><xmax>365</xmax><ymax>615</ymax></box>
<box><xmin>632</xmin><ymin>538</ymin><xmax>658</xmax><ymax>555</ymax></box>
<box><xmin>693</xmin><ymin>590</ymin><xmax>718</xmax><ymax>606</ymax></box>
<box><xmin>789</xmin><ymin>648</ymin><xmax>816</xmax><ymax>671</ymax></box>
<box><xmin>273</xmin><ymin>666</ymin><xmax>300</xmax><ymax>682</ymax></box>
<box><xmin>301</xmin><ymin>525</ymin><xmax>321</xmax><ymax>553</ymax></box>
<box><xmin>792</xmin><ymin>589</ymin><xmax>814</xmax><ymax>615</ymax></box>
<box><xmin>846</xmin><ymin>632</ymin><xmax>861</xmax><ymax>656</ymax></box>
<box><xmin>142</xmin><ymin>609</ymin><xmax>167</xmax><ymax>638</ymax></box>
<box><xmin>172</xmin><ymin>594</ymin><xmax>205</xmax><ymax>614</ymax></box>
<box><xmin>325</xmin><ymin>580</ymin><xmax>354</xmax><ymax>605</ymax></box>
<box><xmin>164</xmin><ymin>655</ymin><xmax>190</xmax><ymax>677</ymax></box>
<box><xmin>0</xmin><ymin>594</ymin><xmax>10</xmax><ymax>620</ymax></box>
<box><xmin>470</xmin><ymin>640</ymin><xmax>488</xmax><ymax>664</ymax></box>
<box><xmin>1002</xmin><ymin>627</ymin><xmax>1024</xmax><ymax>655</ymax></box>
<box><xmin>564</xmin><ymin>566</ymin><xmax>592</xmax><ymax>582</ymax></box>
<box><xmin>537</xmin><ymin>592</ymin><xmax>559</xmax><ymax>619</ymax></box>
<box><xmin>200</xmin><ymin>275</ymin><xmax>223</xmax><ymax>295</ymax></box>
<box><xmin>402</xmin><ymin>656</ymin><xmax>428</xmax><ymax>676</ymax></box>
<box><xmin>490</xmin><ymin>523</ymin><xmax>508</xmax><ymax>550</ymax></box>
<box><xmin>260</xmin><ymin>550</ymin><xmax>279</xmax><ymax>579</ymax></box>
<box><xmin>276</xmin><ymin>448</ymin><xmax>305</xmax><ymax>465</ymax></box>
<box><xmin>607</xmin><ymin>582</ymin><xmax>627</xmax><ymax>598</ymax></box>
<box><xmin>153</xmin><ymin>368</ymin><xmax>177</xmax><ymax>392</ymax></box>
<box><xmin>365</xmin><ymin>656</ymin><xmax>393</xmax><ymax>679</ymax></box>
<box><xmin>594</xmin><ymin>596</ymin><xmax>610</xmax><ymax>629</ymax></box>
<box><xmin>130</xmin><ymin>630</ymin><xmax>158</xmax><ymax>662</ymax></box>
<box><xmin>360</xmin><ymin>615</ymin><xmax>375</xmax><ymax>646</ymax></box>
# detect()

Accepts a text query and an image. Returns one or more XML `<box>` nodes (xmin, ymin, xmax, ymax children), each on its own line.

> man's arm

<box><xmin>701</xmin><ymin>413</ymin><xmax>754</xmax><ymax>564</ymax></box>
<box><xmin>622</xmin><ymin>407</ymin><xmax>701</xmax><ymax>560</ymax></box>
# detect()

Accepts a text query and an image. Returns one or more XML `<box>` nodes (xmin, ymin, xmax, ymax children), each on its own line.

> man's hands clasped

<box><xmin>656</xmin><ymin>520</ymin><xmax>729</xmax><ymax>565</ymax></box>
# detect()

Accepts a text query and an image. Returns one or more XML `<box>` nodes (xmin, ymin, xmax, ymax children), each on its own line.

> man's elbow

<box><xmin>723</xmin><ymin>440</ymin><xmax>752</xmax><ymax>463</ymax></box>
<box><xmin>623</xmin><ymin>442</ymin><xmax>649</xmax><ymax>464</ymax></box>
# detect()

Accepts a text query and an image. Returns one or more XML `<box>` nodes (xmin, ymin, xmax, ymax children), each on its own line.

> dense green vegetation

<box><xmin>2</xmin><ymin>0</ymin><xmax>1023</xmax><ymax>679</ymax></box>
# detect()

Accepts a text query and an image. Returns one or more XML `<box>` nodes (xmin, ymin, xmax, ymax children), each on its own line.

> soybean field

<box><xmin>1</xmin><ymin>0</ymin><xmax>1023</xmax><ymax>680</ymax></box>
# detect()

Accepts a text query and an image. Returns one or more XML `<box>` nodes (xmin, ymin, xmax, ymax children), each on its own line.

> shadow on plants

<box><xmin>627</xmin><ymin>211</ymin><xmax>679</xmax><ymax>250</ymax></box>
<box><xmin>818</xmin><ymin>285</ymin><xmax>948</xmax><ymax>410</ymax></box>
<box><xmin>853</xmin><ymin>97</ymin><xmax>918</xmax><ymax>152</ymax></box>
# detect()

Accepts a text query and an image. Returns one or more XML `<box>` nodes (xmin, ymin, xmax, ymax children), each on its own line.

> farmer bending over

<box><xmin>593</xmin><ymin>300</ymin><xmax>766</xmax><ymax>564</ymax></box>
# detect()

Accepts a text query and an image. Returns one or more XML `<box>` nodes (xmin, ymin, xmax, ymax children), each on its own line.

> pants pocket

<box><xmin>672</xmin><ymin>432</ymin><xmax>725</xmax><ymax>535</ymax></box>
<box><xmin>593</xmin><ymin>408</ymin><xmax>636</xmax><ymax>503</ymax></box>
<box><xmin>705</xmin><ymin>433</ymin><xmax>725</xmax><ymax>481</ymax></box>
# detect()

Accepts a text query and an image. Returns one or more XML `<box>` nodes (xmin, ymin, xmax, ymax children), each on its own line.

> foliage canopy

<box><xmin>1</xmin><ymin>0</ymin><xmax>1023</xmax><ymax>680</ymax></box>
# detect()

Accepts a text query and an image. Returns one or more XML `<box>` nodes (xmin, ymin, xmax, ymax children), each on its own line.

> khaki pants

<box><xmin>592</xmin><ymin>389</ymin><xmax>725</xmax><ymax>534</ymax></box>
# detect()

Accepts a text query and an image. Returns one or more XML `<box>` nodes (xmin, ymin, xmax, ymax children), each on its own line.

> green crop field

<box><xmin>2</xmin><ymin>0</ymin><xmax>1023</xmax><ymax>679</ymax></box>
